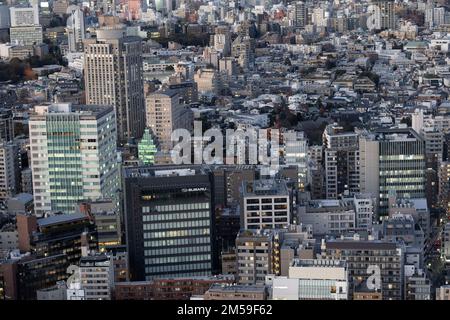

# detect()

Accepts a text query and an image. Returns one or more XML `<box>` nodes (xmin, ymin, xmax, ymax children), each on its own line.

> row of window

<box><xmin>144</xmin><ymin>237</ymin><xmax>210</xmax><ymax>247</ymax></box>
<box><xmin>144</xmin><ymin>245</ymin><xmax>210</xmax><ymax>257</ymax></box>
<box><xmin>142</xmin><ymin>211</ymin><xmax>210</xmax><ymax>222</ymax></box>
<box><xmin>145</xmin><ymin>262</ymin><xmax>211</xmax><ymax>274</ymax></box>
<box><xmin>145</xmin><ymin>254</ymin><xmax>211</xmax><ymax>265</ymax></box>
<box><xmin>144</xmin><ymin>228</ymin><xmax>210</xmax><ymax>239</ymax></box>
<box><xmin>142</xmin><ymin>202</ymin><xmax>210</xmax><ymax>213</ymax></box>
<box><xmin>143</xmin><ymin>220</ymin><xmax>210</xmax><ymax>230</ymax></box>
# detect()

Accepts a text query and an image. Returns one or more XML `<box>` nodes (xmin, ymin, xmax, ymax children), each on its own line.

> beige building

<box><xmin>436</xmin><ymin>285</ymin><xmax>450</xmax><ymax>300</ymax></box>
<box><xmin>194</xmin><ymin>68</ymin><xmax>221</xmax><ymax>95</ymax></box>
<box><xmin>235</xmin><ymin>230</ymin><xmax>274</xmax><ymax>285</ymax></box>
<box><xmin>145</xmin><ymin>89</ymin><xmax>192</xmax><ymax>151</ymax></box>
<box><xmin>84</xmin><ymin>26</ymin><xmax>145</xmax><ymax>145</ymax></box>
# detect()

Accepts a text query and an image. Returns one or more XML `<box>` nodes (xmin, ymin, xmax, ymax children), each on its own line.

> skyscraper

<box><xmin>371</xmin><ymin>0</ymin><xmax>396</xmax><ymax>30</ymax></box>
<box><xmin>124</xmin><ymin>166</ymin><xmax>214</xmax><ymax>281</ymax></box>
<box><xmin>29</xmin><ymin>103</ymin><xmax>119</xmax><ymax>216</ymax></box>
<box><xmin>145</xmin><ymin>89</ymin><xmax>192</xmax><ymax>151</ymax></box>
<box><xmin>294</xmin><ymin>1</ymin><xmax>308</xmax><ymax>27</ymax></box>
<box><xmin>323</xmin><ymin>124</ymin><xmax>360</xmax><ymax>199</ymax></box>
<box><xmin>66</xmin><ymin>7</ymin><xmax>85</xmax><ymax>53</ymax></box>
<box><xmin>359</xmin><ymin>128</ymin><xmax>426</xmax><ymax>216</ymax></box>
<box><xmin>84</xmin><ymin>27</ymin><xmax>146</xmax><ymax>145</ymax></box>
<box><xmin>284</xmin><ymin>130</ymin><xmax>308</xmax><ymax>191</ymax></box>
<box><xmin>138</xmin><ymin>128</ymin><xmax>157</xmax><ymax>165</ymax></box>
<box><xmin>0</xmin><ymin>141</ymin><xmax>19</xmax><ymax>201</ymax></box>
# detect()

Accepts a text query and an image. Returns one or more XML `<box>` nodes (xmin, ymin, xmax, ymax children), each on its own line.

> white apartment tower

<box><xmin>66</xmin><ymin>7</ymin><xmax>85</xmax><ymax>52</ymax></box>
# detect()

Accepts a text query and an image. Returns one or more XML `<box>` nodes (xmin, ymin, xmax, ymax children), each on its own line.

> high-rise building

<box><xmin>124</xmin><ymin>166</ymin><xmax>214</xmax><ymax>281</ymax></box>
<box><xmin>284</xmin><ymin>131</ymin><xmax>308</xmax><ymax>191</ymax></box>
<box><xmin>231</xmin><ymin>36</ymin><xmax>255</xmax><ymax>70</ymax></box>
<box><xmin>371</xmin><ymin>0</ymin><xmax>396</xmax><ymax>30</ymax></box>
<box><xmin>0</xmin><ymin>141</ymin><xmax>19</xmax><ymax>201</ymax></box>
<box><xmin>359</xmin><ymin>128</ymin><xmax>426</xmax><ymax>216</ymax></box>
<box><xmin>436</xmin><ymin>285</ymin><xmax>450</xmax><ymax>300</ymax></box>
<box><xmin>145</xmin><ymin>89</ymin><xmax>192</xmax><ymax>151</ymax></box>
<box><xmin>194</xmin><ymin>68</ymin><xmax>221</xmax><ymax>95</ymax></box>
<box><xmin>84</xmin><ymin>27</ymin><xmax>145</xmax><ymax>145</ymax></box>
<box><xmin>138</xmin><ymin>128</ymin><xmax>157</xmax><ymax>165</ymax></box>
<box><xmin>53</xmin><ymin>0</ymin><xmax>69</xmax><ymax>17</ymax></box>
<box><xmin>66</xmin><ymin>7</ymin><xmax>85</xmax><ymax>53</ymax></box>
<box><xmin>0</xmin><ymin>108</ymin><xmax>14</xmax><ymax>142</ymax></box>
<box><xmin>294</xmin><ymin>1</ymin><xmax>308</xmax><ymax>27</ymax></box>
<box><xmin>29</xmin><ymin>103</ymin><xmax>119</xmax><ymax>216</ymax></box>
<box><xmin>439</xmin><ymin>162</ymin><xmax>450</xmax><ymax>213</ymax></box>
<box><xmin>0</xmin><ymin>5</ymin><xmax>10</xmax><ymax>29</ymax></box>
<box><xmin>213</xmin><ymin>33</ymin><xmax>231</xmax><ymax>56</ymax></box>
<box><xmin>323</xmin><ymin>124</ymin><xmax>360</xmax><ymax>199</ymax></box>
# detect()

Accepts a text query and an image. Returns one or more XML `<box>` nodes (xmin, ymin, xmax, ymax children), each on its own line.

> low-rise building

<box><xmin>203</xmin><ymin>284</ymin><xmax>266</xmax><ymax>300</ymax></box>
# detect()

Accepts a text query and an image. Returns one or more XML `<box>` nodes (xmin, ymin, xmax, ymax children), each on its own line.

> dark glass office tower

<box><xmin>124</xmin><ymin>166</ymin><xmax>215</xmax><ymax>281</ymax></box>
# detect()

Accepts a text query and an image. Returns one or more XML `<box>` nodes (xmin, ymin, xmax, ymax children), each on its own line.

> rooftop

<box><xmin>124</xmin><ymin>165</ymin><xmax>209</xmax><ymax>178</ymax></box>
<box><xmin>207</xmin><ymin>284</ymin><xmax>266</xmax><ymax>293</ymax></box>
<box><xmin>37</xmin><ymin>213</ymin><xmax>88</xmax><ymax>228</ymax></box>
<box><xmin>326</xmin><ymin>239</ymin><xmax>398</xmax><ymax>250</ymax></box>
<box><xmin>31</xmin><ymin>103</ymin><xmax>114</xmax><ymax>119</ymax></box>
<box><xmin>242</xmin><ymin>179</ymin><xmax>288</xmax><ymax>197</ymax></box>
<box><xmin>291</xmin><ymin>258</ymin><xmax>346</xmax><ymax>268</ymax></box>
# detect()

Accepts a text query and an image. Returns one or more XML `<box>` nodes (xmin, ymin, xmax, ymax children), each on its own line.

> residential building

<box><xmin>235</xmin><ymin>230</ymin><xmax>275</xmax><ymax>285</ymax></box>
<box><xmin>79</xmin><ymin>254</ymin><xmax>113</xmax><ymax>300</ymax></box>
<box><xmin>323</xmin><ymin>124</ymin><xmax>359</xmax><ymax>199</ymax></box>
<box><xmin>324</xmin><ymin>238</ymin><xmax>404</xmax><ymax>300</ymax></box>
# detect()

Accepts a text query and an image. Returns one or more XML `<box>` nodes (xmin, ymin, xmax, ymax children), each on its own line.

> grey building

<box><xmin>359</xmin><ymin>128</ymin><xmax>426</xmax><ymax>216</ymax></box>
<box><xmin>324</xmin><ymin>239</ymin><xmax>404</xmax><ymax>300</ymax></box>
<box><xmin>241</xmin><ymin>179</ymin><xmax>291</xmax><ymax>230</ymax></box>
